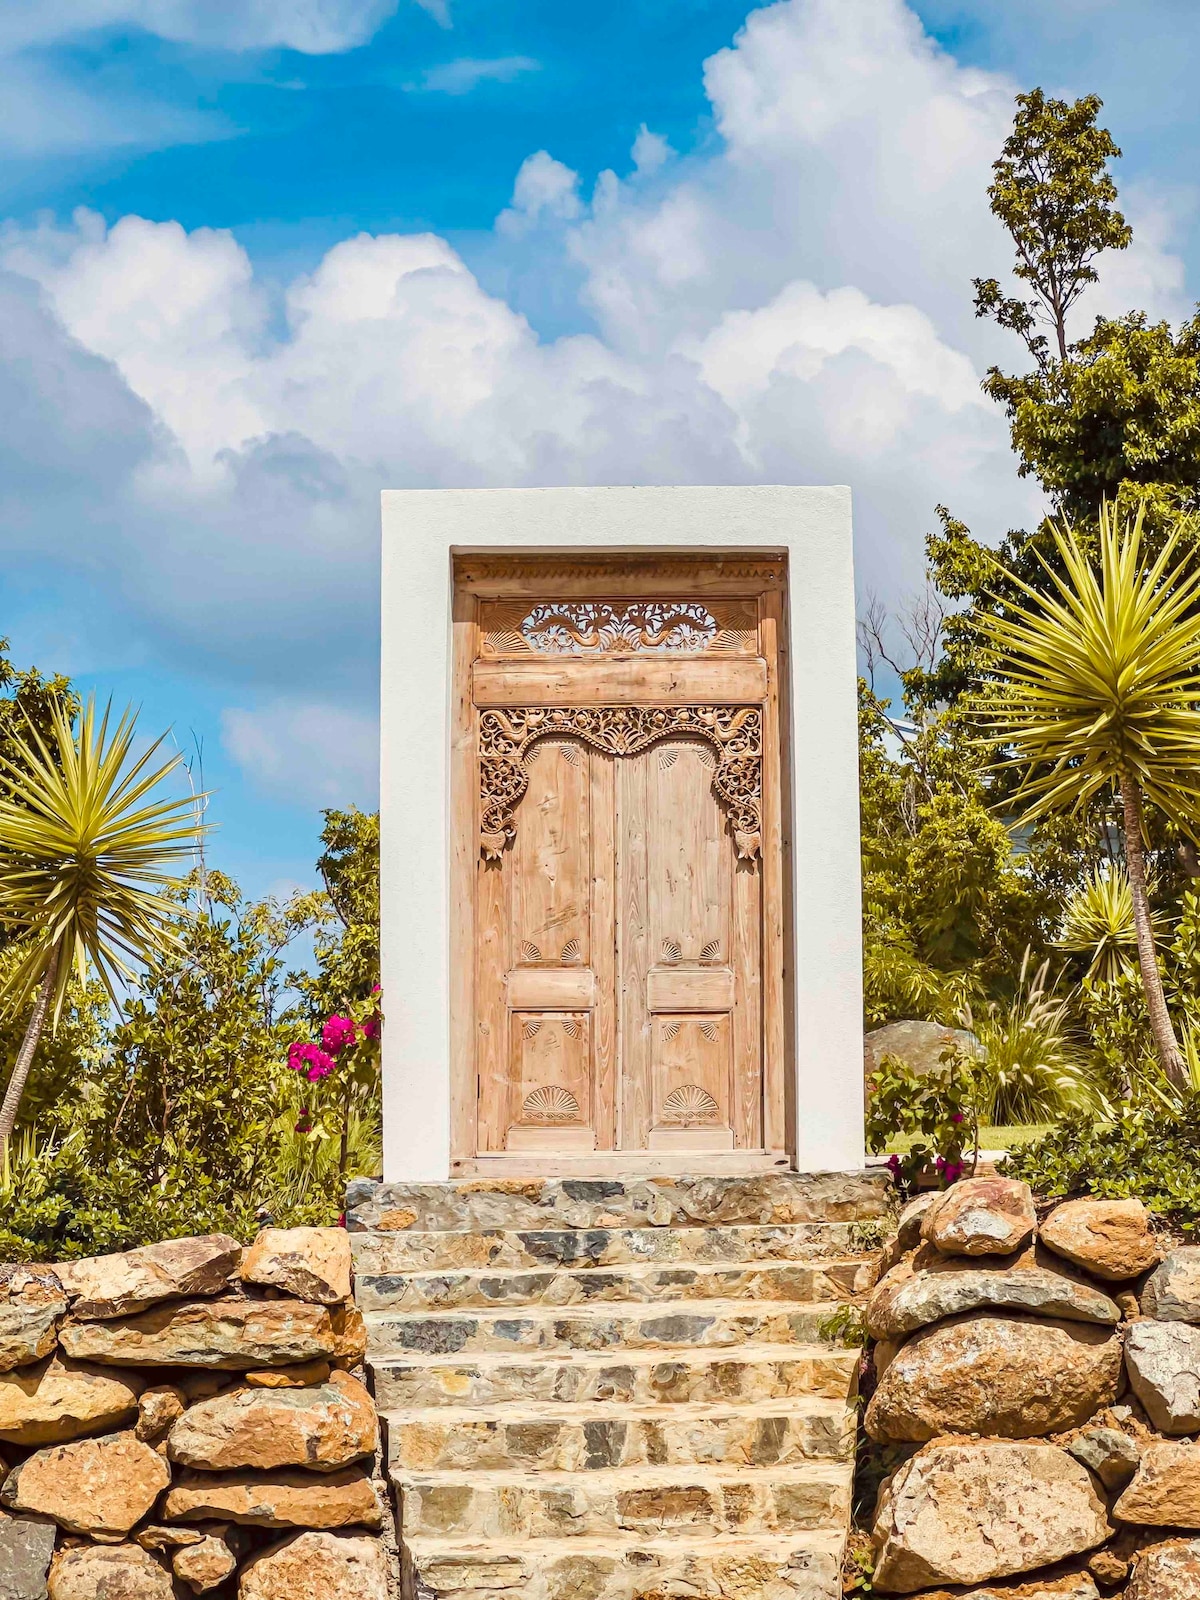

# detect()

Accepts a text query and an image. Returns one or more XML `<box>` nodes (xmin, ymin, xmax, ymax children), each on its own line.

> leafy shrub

<box><xmin>866</xmin><ymin>1050</ymin><xmax>978</xmax><ymax>1194</ymax></box>
<box><xmin>967</xmin><ymin>954</ymin><xmax>1097</xmax><ymax>1124</ymax></box>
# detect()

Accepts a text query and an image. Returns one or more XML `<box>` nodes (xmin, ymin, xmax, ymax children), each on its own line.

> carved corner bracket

<box><xmin>479</xmin><ymin>705</ymin><xmax>763</xmax><ymax>862</ymax></box>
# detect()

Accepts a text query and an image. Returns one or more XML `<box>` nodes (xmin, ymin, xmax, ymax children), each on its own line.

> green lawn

<box><xmin>882</xmin><ymin>1124</ymin><xmax>1054</xmax><ymax>1155</ymax></box>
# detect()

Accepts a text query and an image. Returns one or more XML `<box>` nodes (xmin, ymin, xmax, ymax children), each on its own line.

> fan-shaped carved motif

<box><xmin>560</xmin><ymin>937</ymin><xmax>581</xmax><ymax>963</ymax></box>
<box><xmin>661</xmin><ymin>1084</ymin><xmax>721</xmax><ymax>1125</ymax></box>
<box><xmin>699</xmin><ymin>940</ymin><xmax>721</xmax><ymax>963</ymax></box>
<box><xmin>661</xmin><ymin>938</ymin><xmax>682</xmax><ymax>963</ymax></box>
<box><xmin>662</xmin><ymin>1021</ymin><xmax>683</xmax><ymax>1042</ymax></box>
<box><xmin>698</xmin><ymin>1021</ymin><xmax>720</xmax><ymax>1042</ymax></box>
<box><xmin>521</xmin><ymin>1019</ymin><xmax>542</xmax><ymax>1040</ymax></box>
<box><xmin>658</xmin><ymin>748</ymin><xmax>678</xmax><ymax>770</ymax></box>
<box><xmin>520</xmin><ymin>940</ymin><xmax>542</xmax><ymax>962</ymax></box>
<box><xmin>522</xmin><ymin>1085</ymin><xmax>581</xmax><ymax>1124</ymax></box>
<box><xmin>561</xmin><ymin>1018</ymin><xmax>581</xmax><ymax>1039</ymax></box>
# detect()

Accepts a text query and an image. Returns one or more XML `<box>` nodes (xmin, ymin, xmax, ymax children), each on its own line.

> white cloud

<box><xmin>223</xmin><ymin>700</ymin><xmax>380</xmax><ymax>807</ymax></box>
<box><xmin>0</xmin><ymin>1</ymin><xmax>402</xmax><ymax>55</ymax></box>
<box><xmin>415</xmin><ymin>55</ymin><xmax>539</xmax><ymax>95</ymax></box>
<box><xmin>631</xmin><ymin>126</ymin><xmax>671</xmax><ymax>176</ymax></box>
<box><xmin>497</xmin><ymin>152</ymin><xmax>583</xmax><ymax>238</ymax></box>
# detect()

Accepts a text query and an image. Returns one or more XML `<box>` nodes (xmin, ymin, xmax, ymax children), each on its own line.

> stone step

<box><xmin>351</xmin><ymin>1221</ymin><xmax>872</xmax><ymax>1276</ymax></box>
<box><xmin>385</xmin><ymin>1398</ymin><xmax>855</xmax><ymax>1473</ymax></box>
<box><xmin>356</xmin><ymin>1257</ymin><xmax>875</xmax><ymax>1313</ymax></box>
<box><xmin>399</xmin><ymin>1462</ymin><xmax>853</xmax><ymax>1539</ymax></box>
<box><xmin>401</xmin><ymin>1532</ymin><xmax>845</xmax><ymax>1600</ymax></box>
<box><xmin>373</xmin><ymin>1342</ymin><xmax>859</xmax><ymax>1410</ymax></box>
<box><xmin>365</xmin><ymin>1299</ymin><xmax>851</xmax><ymax>1359</ymax></box>
<box><xmin>346</xmin><ymin>1171</ymin><xmax>891</xmax><ymax>1235</ymax></box>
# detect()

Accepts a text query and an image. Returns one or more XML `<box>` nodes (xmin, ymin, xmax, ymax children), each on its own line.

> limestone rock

<box><xmin>1115</xmin><ymin>1439</ymin><xmax>1200</xmax><ymax>1525</ymax></box>
<box><xmin>60</xmin><ymin>1295</ymin><xmax>339</xmax><ymax>1369</ymax></box>
<box><xmin>0</xmin><ymin>1355</ymin><xmax>143</xmax><ymax>1446</ymax></box>
<box><xmin>330</xmin><ymin>1305</ymin><xmax>366</xmax><ymax>1369</ymax></box>
<box><xmin>0</xmin><ymin>1264</ymin><xmax>67</xmax><ymax>1373</ymax></box>
<box><xmin>865</xmin><ymin>1313</ymin><xmax>1122</xmax><ymax>1443</ymax></box>
<box><xmin>1125</xmin><ymin>1319</ymin><xmax>1200</xmax><ymax>1433</ymax></box>
<box><xmin>1067</xmin><ymin>1427</ymin><xmax>1140</xmax><ymax>1491</ymax></box>
<box><xmin>904</xmin><ymin>1578</ymin><xmax>1098</xmax><ymax>1599</ymax></box>
<box><xmin>47</xmin><ymin>1544</ymin><xmax>174</xmax><ymax>1599</ymax></box>
<box><xmin>1040</xmin><ymin>1198</ymin><xmax>1161</xmax><ymax>1283</ymax></box>
<box><xmin>1125</xmin><ymin>1537</ymin><xmax>1200</xmax><ymax>1599</ymax></box>
<box><xmin>864</xmin><ymin>1020</ymin><xmax>981</xmax><ymax>1083</ymax></box>
<box><xmin>164</xmin><ymin>1467</ymin><xmax>383</xmax><ymax>1529</ymax></box>
<box><xmin>872</xmin><ymin>1439</ymin><xmax>1110</xmax><ymax>1593</ymax></box>
<box><xmin>0</xmin><ymin>1508</ymin><xmax>57</xmax><ymax>1600</ymax></box>
<box><xmin>56</xmin><ymin>1235</ymin><xmax>242</xmax><ymax>1320</ymax></box>
<box><xmin>880</xmin><ymin>1194</ymin><xmax>941</xmax><ymax>1273</ymax></box>
<box><xmin>1</xmin><ymin>1430</ymin><xmax>172</xmax><ymax>1536</ymax></box>
<box><xmin>136</xmin><ymin>1385</ymin><xmax>187</xmax><ymax>1443</ymax></box>
<box><xmin>921</xmin><ymin>1178</ymin><xmax>1037</xmax><ymax>1258</ymax></box>
<box><xmin>867</xmin><ymin>1258</ymin><xmax>1119</xmax><ymax>1341</ymax></box>
<box><xmin>174</xmin><ymin>1534</ymin><xmax>236</xmax><ymax>1592</ymax></box>
<box><xmin>1142</xmin><ymin>1247</ymin><xmax>1200</xmax><ymax>1322</ymax></box>
<box><xmin>138</xmin><ymin>1525</ymin><xmax>205</xmax><ymax>1551</ymax></box>
<box><xmin>239</xmin><ymin>1530</ymin><xmax>389</xmax><ymax>1600</ymax></box>
<box><xmin>241</xmin><ymin>1229</ymin><xmax>351</xmax><ymax>1306</ymax></box>
<box><xmin>167</xmin><ymin>1370</ymin><xmax>377</xmax><ymax>1472</ymax></box>
<box><xmin>244</xmin><ymin>1361</ymin><xmax>330</xmax><ymax>1389</ymax></box>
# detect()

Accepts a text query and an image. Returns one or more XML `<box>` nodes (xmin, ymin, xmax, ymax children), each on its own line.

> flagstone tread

<box><xmin>351</xmin><ymin>1223</ymin><xmax>870</xmax><ymax>1275</ymax></box>
<box><xmin>356</xmin><ymin>1256</ymin><xmax>875</xmax><ymax>1312</ymax></box>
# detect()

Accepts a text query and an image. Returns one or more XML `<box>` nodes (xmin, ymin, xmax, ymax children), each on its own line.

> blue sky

<box><xmin>1</xmin><ymin>0</ymin><xmax>1198</xmax><ymax>901</ymax></box>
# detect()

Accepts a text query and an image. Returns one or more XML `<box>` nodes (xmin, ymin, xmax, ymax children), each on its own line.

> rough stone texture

<box><xmin>167</xmin><ymin>1369</ymin><xmax>377</xmax><ymax>1473</ymax></box>
<box><xmin>921</xmin><ymin>1178</ymin><xmax>1037</xmax><ymax>1258</ymax></box>
<box><xmin>872</xmin><ymin>1440</ymin><xmax>1110</xmax><ymax>1593</ymax></box>
<box><xmin>173</xmin><ymin>1533</ymin><xmax>236</xmax><ymax>1592</ymax></box>
<box><xmin>1115</xmin><ymin>1440</ymin><xmax>1200</xmax><ymax>1525</ymax></box>
<box><xmin>867</xmin><ymin>1257</ymin><xmax>1119</xmax><ymax>1341</ymax></box>
<box><xmin>244</xmin><ymin>1361</ymin><xmax>331</xmax><ymax>1389</ymax></box>
<box><xmin>865</xmin><ymin>1313</ymin><xmax>1122</xmax><ymax>1443</ymax></box>
<box><xmin>59</xmin><ymin>1296</ymin><xmax>339</xmax><ymax>1370</ymax></box>
<box><xmin>864</xmin><ymin>1020</ymin><xmax>982</xmax><ymax>1084</ymax></box>
<box><xmin>1125</xmin><ymin>1319</ymin><xmax>1200</xmax><ymax>1433</ymax></box>
<box><xmin>0</xmin><ymin>1508</ymin><xmax>57</xmax><ymax>1600</ymax></box>
<box><xmin>878</xmin><ymin>1194</ymin><xmax>942</xmax><ymax>1273</ymax></box>
<box><xmin>1125</xmin><ymin>1537</ymin><xmax>1200</xmax><ymax>1599</ymax></box>
<box><xmin>1</xmin><ymin>1431</ymin><xmax>172</xmax><ymax>1537</ymax></box>
<box><xmin>1142</xmin><ymin>1247</ymin><xmax>1200</xmax><ymax>1323</ymax></box>
<box><xmin>1067</xmin><ymin>1427</ymin><xmax>1141</xmax><ymax>1491</ymax></box>
<box><xmin>903</xmin><ymin>1579</ymin><xmax>1098</xmax><ymax>1600</ymax></box>
<box><xmin>164</xmin><ymin>1466</ymin><xmax>383</xmax><ymax>1529</ymax></box>
<box><xmin>0</xmin><ymin>1355</ymin><xmax>143</xmax><ymax>1446</ymax></box>
<box><xmin>1039</xmin><ymin>1199</ymin><xmax>1161</xmax><ymax>1283</ymax></box>
<box><xmin>136</xmin><ymin>1384</ymin><xmax>187</xmax><ymax>1444</ymax></box>
<box><xmin>138</xmin><ymin>1524</ymin><xmax>205</xmax><ymax>1550</ymax></box>
<box><xmin>56</xmin><ymin>1236</ymin><xmax>242</xmax><ymax>1320</ymax></box>
<box><xmin>330</xmin><ymin>1305</ymin><xmax>367</xmax><ymax>1369</ymax></box>
<box><xmin>0</xmin><ymin>1265</ymin><xmax>67</xmax><ymax>1373</ymax></box>
<box><xmin>47</xmin><ymin>1543</ymin><xmax>174</xmax><ymax>1599</ymax></box>
<box><xmin>239</xmin><ymin>1530</ymin><xmax>391</xmax><ymax>1600</ymax></box>
<box><xmin>241</xmin><ymin>1229</ymin><xmax>352</xmax><ymax>1306</ymax></box>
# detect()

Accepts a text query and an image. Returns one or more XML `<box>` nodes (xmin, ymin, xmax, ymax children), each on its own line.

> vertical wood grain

<box><xmin>759</xmin><ymin>586</ymin><xmax>787</xmax><ymax>1156</ymax></box>
<box><xmin>592</xmin><ymin>752</ymin><xmax>618</xmax><ymax>1149</ymax></box>
<box><xmin>449</xmin><ymin>580</ymin><xmax>478</xmax><ymax>1166</ymax></box>
<box><xmin>617</xmin><ymin>753</ymin><xmax>651</xmax><ymax>1148</ymax></box>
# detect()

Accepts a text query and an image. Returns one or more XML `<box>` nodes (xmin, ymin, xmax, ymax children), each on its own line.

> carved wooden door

<box><xmin>452</xmin><ymin>556</ymin><xmax>787</xmax><ymax>1174</ymax></box>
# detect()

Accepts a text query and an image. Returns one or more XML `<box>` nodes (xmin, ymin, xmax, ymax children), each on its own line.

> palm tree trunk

<box><xmin>1119</xmin><ymin>770</ymin><xmax>1187</xmax><ymax>1089</ymax></box>
<box><xmin>0</xmin><ymin>945</ymin><xmax>60</xmax><ymax>1150</ymax></box>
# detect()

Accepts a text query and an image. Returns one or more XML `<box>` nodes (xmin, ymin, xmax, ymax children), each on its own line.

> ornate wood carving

<box><xmin>480</xmin><ymin>705</ymin><xmax>762</xmax><ymax>862</ymax></box>
<box><xmin>479</xmin><ymin>598</ymin><xmax>758</xmax><ymax>657</ymax></box>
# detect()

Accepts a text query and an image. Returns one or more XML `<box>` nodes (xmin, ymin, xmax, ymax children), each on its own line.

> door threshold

<box><xmin>452</xmin><ymin>1151</ymin><xmax>793</xmax><ymax>1178</ymax></box>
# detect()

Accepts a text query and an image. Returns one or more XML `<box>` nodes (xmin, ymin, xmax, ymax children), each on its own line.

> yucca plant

<box><xmin>966</xmin><ymin>952</ymin><xmax>1095</xmax><ymax>1124</ymax></box>
<box><xmin>975</xmin><ymin>502</ymin><xmax>1200</xmax><ymax>1088</ymax></box>
<box><xmin>1058</xmin><ymin>865</ymin><xmax>1170</xmax><ymax>985</ymax></box>
<box><xmin>0</xmin><ymin>698</ymin><xmax>203</xmax><ymax>1154</ymax></box>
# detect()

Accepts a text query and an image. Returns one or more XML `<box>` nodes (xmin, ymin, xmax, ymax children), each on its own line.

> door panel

<box><xmin>505</xmin><ymin>1012</ymin><xmax>595</xmax><ymax>1151</ymax></box>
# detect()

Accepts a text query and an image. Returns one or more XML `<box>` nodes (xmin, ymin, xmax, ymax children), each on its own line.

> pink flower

<box><xmin>363</xmin><ymin>1017</ymin><xmax>380</xmax><ymax>1041</ymax></box>
<box><xmin>305</xmin><ymin>1051</ymin><xmax>336</xmax><ymax>1082</ymax></box>
<box><xmin>321</xmin><ymin>1015</ymin><xmax>358</xmax><ymax>1055</ymax></box>
<box><xmin>950</xmin><ymin>1112</ymin><xmax>964</xmax><ymax>1124</ymax></box>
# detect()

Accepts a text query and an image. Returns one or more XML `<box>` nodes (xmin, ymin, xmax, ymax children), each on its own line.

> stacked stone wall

<box><xmin>0</xmin><ymin>1229</ymin><xmax>395</xmax><ymax>1599</ymax></box>
<box><xmin>861</xmin><ymin>1175</ymin><xmax>1200</xmax><ymax>1596</ymax></box>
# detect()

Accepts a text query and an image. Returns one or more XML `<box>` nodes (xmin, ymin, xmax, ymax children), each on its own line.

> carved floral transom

<box><xmin>479</xmin><ymin>598</ymin><xmax>758</xmax><ymax>657</ymax></box>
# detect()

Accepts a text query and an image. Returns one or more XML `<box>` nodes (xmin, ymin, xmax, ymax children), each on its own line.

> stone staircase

<box><xmin>346</xmin><ymin>1173</ymin><xmax>890</xmax><ymax>1600</ymax></box>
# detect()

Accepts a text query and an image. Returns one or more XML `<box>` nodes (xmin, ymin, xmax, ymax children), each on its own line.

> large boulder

<box><xmin>1125</xmin><ymin>1537</ymin><xmax>1200</xmax><ymax>1599</ymax></box>
<box><xmin>241</xmin><ymin>1229</ymin><xmax>352</xmax><ymax>1306</ymax></box>
<box><xmin>56</xmin><ymin>1236</ymin><xmax>242</xmax><ymax>1320</ymax></box>
<box><xmin>47</xmin><ymin>1544</ymin><xmax>174</xmax><ymax>1600</ymax></box>
<box><xmin>864</xmin><ymin>1021</ymin><xmax>981</xmax><ymax>1084</ymax></box>
<box><xmin>238</xmin><ymin>1530</ymin><xmax>390</xmax><ymax>1600</ymax></box>
<box><xmin>0</xmin><ymin>1508</ymin><xmax>57</xmax><ymax>1600</ymax></box>
<box><xmin>1142</xmin><ymin>1248</ymin><xmax>1200</xmax><ymax>1322</ymax></box>
<box><xmin>1125</xmin><ymin>1320</ymin><xmax>1200</xmax><ymax>1433</ymax></box>
<box><xmin>0</xmin><ymin>1354</ymin><xmax>143</xmax><ymax>1446</ymax></box>
<box><xmin>1040</xmin><ymin>1198</ymin><xmax>1161</xmax><ymax>1283</ymax></box>
<box><xmin>922</xmin><ymin>1179</ymin><xmax>1037</xmax><ymax>1258</ymax></box>
<box><xmin>1115</xmin><ymin>1440</ymin><xmax>1200</xmax><ymax>1526</ymax></box>
<box><xmin>0</xmin><ymin>1265</ymin><xmax>67</xmax><ymax>1373</ymax></box>
<box><xmin>867</xmin><ymin>1255</ymin><xmax>1119</xmax><ymax>1341</ymax></box>
<box><xmin>865</xmin><ymin>1313</ymin><xmax>1122</xmax><ymax>1442</ymax></box>
<box><xmin>872</xmin><ymin>1439</ymin><xmax>1110</xmax><ymax>1593</ymax></box>
<box><xmin>59</xmin><ymin>1295</ymin><xmax>339</xmax><ymax>1369</ymax></box>
<box><xmin>901</xmin><ymin>1580</ymin><xmax>1098</xmax><ymax>1599</ymax></box>
<box><xmin>167</xmin><ymin>1371</ymin><xmax>377</xmax><ymax>1472</ymax></box>
<box><xmin>164</xmin><ymin>1467</ymin><xmax>383</xmax><ymax>1529</ymax></box>
<box><xmin>1</xmin><ymin>1430</ymin><xmax>171</xmax><ymax>1537</ymax></box>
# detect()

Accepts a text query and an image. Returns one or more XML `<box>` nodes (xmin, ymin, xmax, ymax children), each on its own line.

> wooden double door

<box><xmin>452</xmin><ymin>555</ymin><xmax>788</xmax><ymax>1174</ymax></box>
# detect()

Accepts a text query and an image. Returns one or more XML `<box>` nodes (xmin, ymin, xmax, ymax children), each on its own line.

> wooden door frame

<box><xmin>448</xmin><ymin>552</ymin><xmax>791</xmax><ymax>1177</ymax></box>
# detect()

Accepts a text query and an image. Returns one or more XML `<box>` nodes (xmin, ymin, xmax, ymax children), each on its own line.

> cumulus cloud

<box><xmin>223</xmin><ymin>699</ymin><xmax>380</xmax><ymax>807</ymax></box>
<box><xmin>415</xmin><ymin>55</ymin><xmax>540</xmax><ymax>95</ymax></box>
<box><xmin>0</xmin><ymin>0</ymin><xmax>1188</xmax><ymax>793</ymax></box>
<box><xmin>0</xmin><ymin>1</ymin><xmax>403</xmax><ymax>55</ymax></box>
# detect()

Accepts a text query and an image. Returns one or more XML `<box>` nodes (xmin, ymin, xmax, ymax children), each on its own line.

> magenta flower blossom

<box><xmin>363</xmin><ymin>1017</ymin><xmax>380</xmax><ymax>1042</ymax></box>
<box><xmin>322</xmin><ymin>1015</ymin><xmax>358</xmax><ymax>1055</ymax></box>
<box><xmin>288</xmin><ymin>1040</ymin><xmax>336</xmax><ymax>1080</ymax></box>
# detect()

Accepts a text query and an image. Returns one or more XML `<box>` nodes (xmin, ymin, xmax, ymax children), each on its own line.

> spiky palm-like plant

<box><xmin>1058</xmin><ymin>865</ymin><xmax>1170</xmax><ymax>985</ymax></box>
<box><xmin>0</xmin><ymin>698</ymin><xmax>203</xmax><ymax>1151</ymax></box>
<box><xmin>975</xmin><ymin>503</ymin><xmax>1200</xmax><ymax>1089</ymax></box>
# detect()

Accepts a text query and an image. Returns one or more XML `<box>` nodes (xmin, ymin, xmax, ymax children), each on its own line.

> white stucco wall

<box><xmin>379</xmin><ymin>485</ymin><xmax>864</xmax><ymax>1180</ymax></box>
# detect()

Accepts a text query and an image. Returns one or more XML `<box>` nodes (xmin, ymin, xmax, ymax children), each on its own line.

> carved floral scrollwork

<box><xmin>479</xmin><ymin>705</ymin><xmax>763</xmax><ymax>861</ymax></box>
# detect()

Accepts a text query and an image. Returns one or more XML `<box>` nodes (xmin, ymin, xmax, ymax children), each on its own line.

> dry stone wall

<box><xmin>863</xmin><ymin>1176</ymin><xmax>1200</xmax><ymax>1596</ymax></box>
<box><xmin>0</xmin><ymin>1230</ymin><xmax>394</xmax><ymax>1599</ymax></box>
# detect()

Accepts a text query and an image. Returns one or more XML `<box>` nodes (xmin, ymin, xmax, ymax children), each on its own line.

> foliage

<box><xmin>295</xmin><ymin>806</ymin><xmax>380</xmax><ymax>1019</ymax></box>
<box><xmin>1058</xmin><ymin>865</ymin><xmax>1167</xmax><ymax>984</ymax></box>
<box><xmin>966</xmin><ymin>954</ymin><xmax>1095</xmax><ymax>1124</ymax></box>
<box><xmin>817</xmin><ymin>1304</ymin><xmax>866</xmax><ymax>1348</ymax></box>
<box><xmin>865</xmin><ymin>1050</ymin><xmax>979</xmax><ymax>1195</ymax></box>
